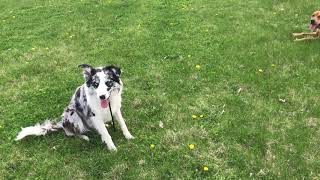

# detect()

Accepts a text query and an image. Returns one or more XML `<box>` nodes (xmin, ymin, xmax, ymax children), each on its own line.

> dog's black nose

<box><xmin>99</xmin><ymin>95</ymin><xmax>106</xmax><ymax>100</ymax></box>
<box><xmin>311</xmin><ymin>19</ymin><xmax>316</xmax><ymax>25</ymax></box>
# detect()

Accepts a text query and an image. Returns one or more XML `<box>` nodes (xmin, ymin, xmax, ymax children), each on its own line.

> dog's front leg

<box><xmin>292</xmin><ymin>32</ymin><xmax>317</xmax><ymax>38</ymax></box>
<box><xmin>293</xmin><ymin>32</ymin><xmax>317</xmax><ymax>37</ymax></box>
<box><xmin>114</xmin><ymin>110</ymin><xmax>135</xmax><ymax>140</ymax></box>
<box><xmin>92</xmin><ymin>116</ymin><xmax>117</xmax><ymax>151</ymax></box>
<box><xmin>302</xmin><ymin>32</ymin><xmax>318</xmax><ymax>37</ymax></box>
<box><xmin>294</xmin><ymin>36</ymin><xmax>319</xmax><ymax>41</ymax></box>
<box><xmin>292</xmin><ymin>32</ymin><xmax>305</xmax><ymax>37</ymax></box>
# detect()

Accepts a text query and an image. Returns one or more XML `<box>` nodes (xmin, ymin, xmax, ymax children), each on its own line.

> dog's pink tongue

<box><xmin>309</xmin><ymin>24</ymin><xmax>317</xmax><ymax>30</ymax></box>
<box><xmin>100</xmin><ymin>99</ymin><xmax>109</xmax><ymax>108</ymax></box>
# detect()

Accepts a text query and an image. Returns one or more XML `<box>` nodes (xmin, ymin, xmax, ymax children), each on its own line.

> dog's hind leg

<box><xmin>62</xmin><ymin>127</ymin><xmax>89</xmax><ymax>141</ymax></box>
<box><xmin>78</xmin><ymin>135</ymin><xmax>90</xmax><ymax>141</ymax></box>
<box><xmin>114</xmin><ymin>110</ymin><xmax>134</xmax><ymax>140</ymax></box>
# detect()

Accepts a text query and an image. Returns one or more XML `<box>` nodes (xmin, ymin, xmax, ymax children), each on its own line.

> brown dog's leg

<box><xmin>293</xmin><ymin>31</ymin><xmax>319</xmax><ymax>41</ymax></box>
<box><xmin>293</xmin><ymin>32</ymin><xmax>317</xmax><ymax>37</ymax></box>
<box><xmin>292</xmin><ymin>33</ymin><xmax>304</xmax><ymax>37</ymax></box>
<box><xmin>294</xmin><ymin>36</ymin><xmax>319</xmax><ymax>41</ymax></box>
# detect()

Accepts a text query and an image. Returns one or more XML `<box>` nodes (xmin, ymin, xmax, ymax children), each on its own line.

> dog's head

<box><xmin>79</xmin><ymin>64</ymin><xmax>121</xmax><ymax>108</ymax></box>
<box><xmin>310</xmin><ymin>10</ymin><xmax>320</xmax><ymax>31</ymax></box>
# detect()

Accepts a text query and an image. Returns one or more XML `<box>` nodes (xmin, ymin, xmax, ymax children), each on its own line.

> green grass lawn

<box><xmin>1</xmin><ymin>0</ymin><xmax>320</xmax><ymax>179</ymax></box>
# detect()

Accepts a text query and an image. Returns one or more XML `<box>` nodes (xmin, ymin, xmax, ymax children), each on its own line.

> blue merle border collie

<box><xmin>16</xmin><ymin>64</ymin><xmax>134</xmax><ymax>151</ymax></box>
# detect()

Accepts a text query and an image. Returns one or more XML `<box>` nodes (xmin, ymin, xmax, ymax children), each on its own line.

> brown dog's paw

<box><xmin>292</xmin><ymin>32</ymin><xmax>302</xmax><ymax>37</ymax></box>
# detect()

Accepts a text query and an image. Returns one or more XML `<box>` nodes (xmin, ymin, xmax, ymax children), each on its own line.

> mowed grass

<box><xmin>1</xmin><ymin>0</ymin><xmax>320</xmax><ymax>179</ymax></box>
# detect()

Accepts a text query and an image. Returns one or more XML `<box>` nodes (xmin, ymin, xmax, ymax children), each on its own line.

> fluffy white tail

<box><xmin>15</xmin><ymin>120</ymin><xmax>62</xmax><ymax>141</ymax></box>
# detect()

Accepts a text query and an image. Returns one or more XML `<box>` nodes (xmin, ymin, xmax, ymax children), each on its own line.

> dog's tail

<box><xmin>15</xmin><ymin>120</ymin><xmax>63</xmax><ymax>141</ymax></box>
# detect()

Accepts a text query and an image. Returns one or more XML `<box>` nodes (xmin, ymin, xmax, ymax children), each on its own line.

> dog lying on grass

<box><xmin>293</xmin><ymin>10</ymin><xmax>320</xmax><ymax>41</ymax></box>
<box><xmin>16</xmin><ymin>64</ymin><xmax>134</xmax><ymax>151</ymax></box>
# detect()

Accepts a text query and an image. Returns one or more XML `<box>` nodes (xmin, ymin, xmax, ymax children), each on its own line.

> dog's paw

<box><xmin>107</xmin><ymin>144</ymin><xmax>117</xmax><ymax>151</ymax></box>
<box><xmin>124</xmin><ymin>133</ymin><xmax>135</xmax><ymax>140</ymax></box>
<box><xmin>292</xmin><ymin>33</ymin><xmax>302</xmax><ymax>37</ymax></box>
<box><xmin>79</xmin><ymin>135</ymin><xmax>90</xmax><ymax>141</ymax></box>
<box><xmin>103</xmin><ymin>139</ymin><xmax>117</xmax><ymax>151</ymax></box>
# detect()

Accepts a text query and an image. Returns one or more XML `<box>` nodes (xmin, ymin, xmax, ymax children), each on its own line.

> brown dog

<box><xmin>293</xmin><ymin>10</ymin><xmax>320</xmax><ymax>41</ymax></box>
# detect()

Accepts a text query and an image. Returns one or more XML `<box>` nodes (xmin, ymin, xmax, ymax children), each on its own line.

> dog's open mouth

<box><xmin>100</xmin><ymin>99</ymin><xmax>109</xmax><ymax>108</ymax></box>
<box><xmin>309</xmin><ymin>24</ymin><xmax>319</xmax><ymax>30</ymax></box>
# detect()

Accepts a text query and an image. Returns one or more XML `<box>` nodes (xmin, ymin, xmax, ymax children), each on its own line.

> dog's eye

<box><xmin>105</xmin><ymin>81</ymin><xmax>114</xmax><ymax>87</ymax></box>
<box><xmin>318</xmin><ymin>16</ymin><xmax>320</xmax><ymax>19</ymax></box>
<box><xmin>92</xmin><ymin>82</ymin><xmax>99</xmax><ymax>88</ymax></box>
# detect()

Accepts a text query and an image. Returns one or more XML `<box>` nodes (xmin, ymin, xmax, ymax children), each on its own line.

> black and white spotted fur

<box><xmin>15</xmin><ymin>64</ymin><xmax>134</xmax><ymax>151</ymax></box>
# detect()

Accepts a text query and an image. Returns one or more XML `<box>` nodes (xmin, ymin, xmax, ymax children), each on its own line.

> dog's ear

<box><xmin>103</xmin><ymin>65</ymin><xmax>121</xmax><ymax>82</ymax></box>
<box><xmin>78</xmin><ymin>64</ymin><xmax>96</xmax><ymax>80</ymax></box>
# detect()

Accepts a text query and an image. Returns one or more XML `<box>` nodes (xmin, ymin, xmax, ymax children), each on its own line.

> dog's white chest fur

<box><xmin>86</xmin><ymin>87</ymin><xmax>122</xmax><ymax>123</ymax></box>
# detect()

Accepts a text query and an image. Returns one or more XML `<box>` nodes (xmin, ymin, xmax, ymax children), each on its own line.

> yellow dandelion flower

<box><xmin>192</xmin><ymin>115</ymin><xmax>197</xmax><ymax>119</ymax></box>
<box><xmin>195</xmin><ymin>65</ymin><xmax>201</xmax><ymax>69</ymax></box>
<box><xmin>150</xmin><ymin>144</ymin><xmax>155</xmax><ymax>149</ymax></box>
<box><xmin>188</xmin><ymin>144</ymin><xmax>195</xmax><ymax>150</ymax></box>
<box><xmin>200</xmin><ymin>115</ymin><xmax>204</xmax><ymax>118</ymax></box>
<box><xmin>203</xmin><ymin>166</ymin><xmax>209</xmax><ymax>171</ymax></box>
<box><xmin>258</xmin><ymin>69</ymin><xmax>263</xmax><ymax>73</ymax></box>
<box><xmin>45</xmin><ymin>47</ymin><xmax>49</xmax><ymax>51</ymax></box>
<box><xmin>271</xmin><ymin>64</ymin><xmax>276</xmax><ymax>67</ymax></box>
